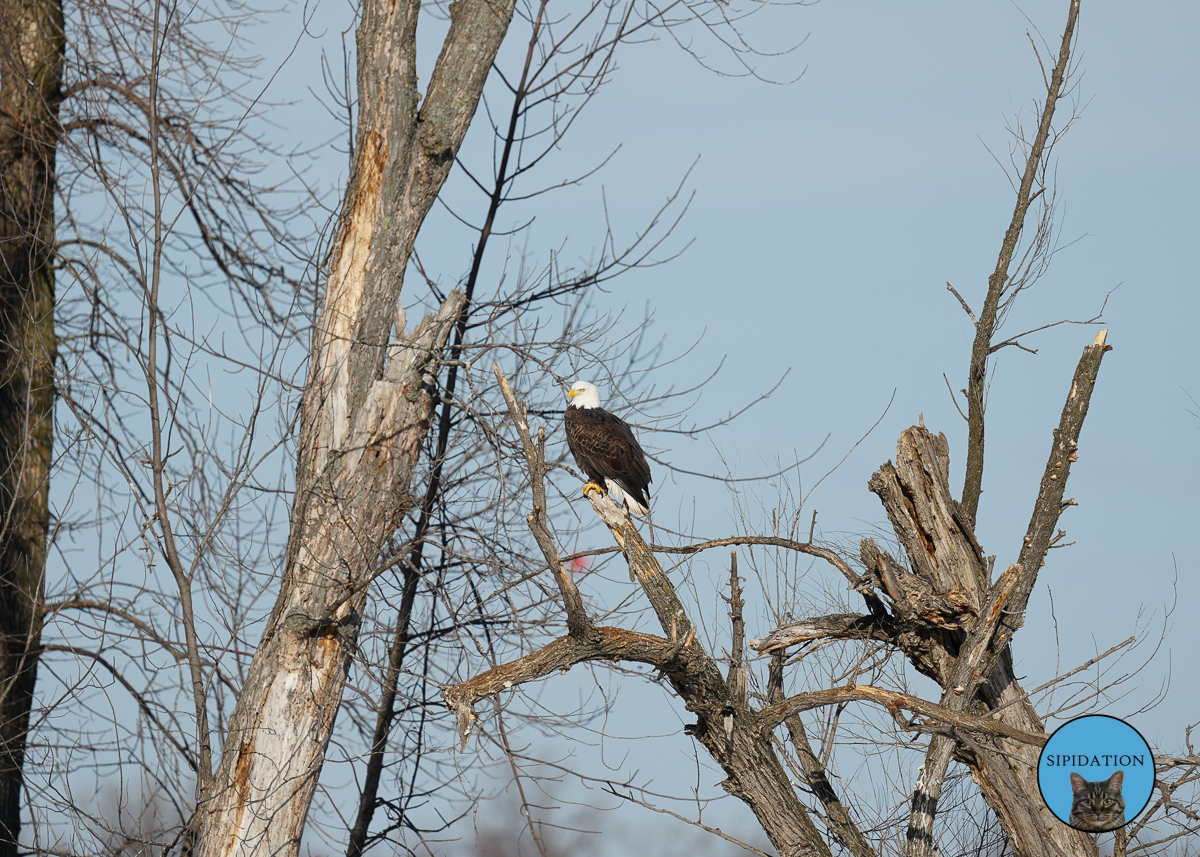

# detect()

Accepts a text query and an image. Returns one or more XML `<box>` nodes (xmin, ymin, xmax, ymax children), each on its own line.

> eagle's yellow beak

<box><xmin>567</xmin><ymin>389</ymin><xmax>578</xmax><ymax>400</ymax></box>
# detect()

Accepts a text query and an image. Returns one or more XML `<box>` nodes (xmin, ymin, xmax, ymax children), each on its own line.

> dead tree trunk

<box><xmin>0</xmin><ymin>2</ymin><xmax>62</xmax><ymax>855</ymax></box>
<box><xmin>865</xmin><ymin>332</ymin><xmax>1108</xmax><ymax>857</ymax></box>
<box><xmin>194</xmin><ymin>0</ymin><xmax>515</xmax><ymax>853</ymax></box>
<box><xmin>440</xmin><ymin>4</ymin><xmax>1108</xmax><ymax>851</ymax></box>
<box><xmin>447</xmin><ymin>334</ymin><xmax>1110</xmax><ymax>857</ymax></box>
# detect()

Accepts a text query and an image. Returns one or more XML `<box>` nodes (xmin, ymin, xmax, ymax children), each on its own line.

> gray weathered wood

<box><xmin>447</xmin><ymin>373</ymin><xmax>836</xmax><ymax>857</ymax></box>
<box><xmin>194</xmin><ymin>0</ymin><xmax>515</xmax><ymax>852</ymax></box>
<box><xmin>869</xmin><ymin>333</ymin><xmax>1107</xmax><ymax>857</ymax></box>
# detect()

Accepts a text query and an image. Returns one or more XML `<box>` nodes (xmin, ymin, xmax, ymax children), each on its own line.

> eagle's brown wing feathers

<box><xmin>564</xmin><ymin>407</ymin><xmax>651</xmax><ymax>512</ymax></box>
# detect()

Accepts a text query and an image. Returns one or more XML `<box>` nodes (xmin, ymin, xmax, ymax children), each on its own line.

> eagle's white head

<box><xmin>566</xmin><ymin>380</ymin><xmax>601</xmax><ymax>409</ymax></box>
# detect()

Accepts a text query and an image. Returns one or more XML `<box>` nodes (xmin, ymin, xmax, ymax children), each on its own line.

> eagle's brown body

<box><xmin>564</xmin><ymin>382</ymin><xmax>651</xmax><ymax>515</ymax></box>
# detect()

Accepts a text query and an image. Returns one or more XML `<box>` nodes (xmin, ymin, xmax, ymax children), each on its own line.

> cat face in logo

<box><xmin>1069</xmin><ymin>770</ymin><xmax>1125</xmax><ymax>832</ymax></box>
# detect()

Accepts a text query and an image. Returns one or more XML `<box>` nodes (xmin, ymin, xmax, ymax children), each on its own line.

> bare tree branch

<box><xmin>962</xmin><ymin>0</ymin><xmax>1081</xmax><ymax>523</ymax></box>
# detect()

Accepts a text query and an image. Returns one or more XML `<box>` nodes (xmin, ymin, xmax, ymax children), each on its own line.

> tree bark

<box><xmin>767</xmin><ymin>656</ymin><xmax>877</xmax><ymax>857</ymax></box>
<box><xmin>868</xmin><ymin>333</ymin><xmax>1107</xmax><ymax>857</ymax></box>
<box><xmin>0</xmin><ymin>2</ymin><xmax>62</xmax><ymax>855</ymax></box>
<box><xmin>870</xmin><ymin>427</ymin><xmax>1090</xmax><ymax>857</ymax></box>
<box><xmin>194</xmin><ymin>0</ymin><xmax>515</xmax><ymax>853</ymax></box>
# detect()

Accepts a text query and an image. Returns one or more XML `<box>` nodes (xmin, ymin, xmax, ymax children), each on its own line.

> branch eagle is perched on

<box><xmin>564</xmin><ymin>381</ymin><xmax>652</xmax><ymax>515</ymax></box>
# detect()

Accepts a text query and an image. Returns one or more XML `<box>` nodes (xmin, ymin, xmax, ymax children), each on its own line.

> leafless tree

<box><xmin>0</xmin><ymin>3</ymin><xmax>61</xmax><ymax>856</ymax></box>
<box><xmin>187</xmin><ymin>0</ymin><xmax>758</xmax><ymax>846</ymax></box>
<box><xmin>28</xmin><ymin>0</ymin><xmax>320</xmax><ymax>851</ymax></box>
<box><xmin>442</xmin><ymin>2</ymin><xmax>1200</xmax><ymax>856</ymax></box>
<box><xmin>333</xmin><ymin>0</ymin><xmax>725</xmax><ymax>846</ymax></box>
<box><xmin>22</xmin><ymin>0</ymin><xmax>1193</xmax><ymax>855</ymax></box>
<box><xmin>19</xmin><ymin>0</ymin><xmax>792</xmax><ymax>854</ymax></box>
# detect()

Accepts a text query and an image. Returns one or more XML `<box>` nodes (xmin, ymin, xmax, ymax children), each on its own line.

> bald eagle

<box><xmin>564</xmin><ymin>381</ymin><xmax>652</xmax><ymax>515</ymax></box>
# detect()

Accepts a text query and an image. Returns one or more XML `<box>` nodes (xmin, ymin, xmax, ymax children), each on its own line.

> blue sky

<box><xmin>259</xmin><ymin>0</ymin><xmax>1198</xmax><ymax>850</ymax></box>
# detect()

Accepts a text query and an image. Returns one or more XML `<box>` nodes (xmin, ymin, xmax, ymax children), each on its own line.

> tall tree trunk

<box><xmin>194</xmin><ymin>0</ymin><xmax>515</xmax><ymax>853</ymax></box>
<box><xmin>0</xmin><ymin>2</ymin><xmax>62</xmax><ymax>855</ymax></box>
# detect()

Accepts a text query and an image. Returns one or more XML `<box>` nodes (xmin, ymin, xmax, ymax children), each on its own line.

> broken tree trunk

<box><xmin>867</xmin><ymin>332</ymin><xmax>1108</xmax><ymax>857</ymax></box>
<box><xmin>194</xmin><ymin>0</ymin><xmax>515</xmax><ymax>852</ymax></box>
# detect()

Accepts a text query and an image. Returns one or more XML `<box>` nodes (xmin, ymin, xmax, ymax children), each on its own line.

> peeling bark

<box><xmin>196</xmin><ymin>293</ymin><xmax>465</xmax><ymax>856</ymax></box>
<box><xmin>867</xmin><ymin>333</ymin><xmax>1108</xmax><ymax>857</ymax></box>
<box><xmin>438</xmin><ymin>3</ymin><xmax>1111</xmax><ymax>853</ymax></box>
<box><xmin>194</xmin><ymin>0</ymin><xmax>515</xmax><ymax>852</ymax></box>
<box><xmin>451</xmin><ymin>326</ymin><xmax>1109</xmax><ymax>857</ymax></box>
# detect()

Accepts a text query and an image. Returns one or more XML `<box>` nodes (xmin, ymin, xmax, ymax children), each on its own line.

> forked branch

<box><xmin>767</xmin><ymin>656</ymin><xmax>876</xmax><ymax>857</ymax></box>
<box><xmin>904</xmin><ymin>330</ymin><xmax>1108</xmax><ymax>857</ymax></box>
<box><xmin>442</xmin><ymin>626</ymin><xmax>686</xmax><ymax>748</ymax></box>
<box><xmin>452</xmin><ymin>370</ymin><xmax>835</xmax><ymax>857</ymax></box>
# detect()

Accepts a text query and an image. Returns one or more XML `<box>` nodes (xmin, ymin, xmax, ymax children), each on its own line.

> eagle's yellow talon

<box><xmin>582</xmin><ymin>481</ymin><xmax>606</xmax><ymax>500</ymax></box>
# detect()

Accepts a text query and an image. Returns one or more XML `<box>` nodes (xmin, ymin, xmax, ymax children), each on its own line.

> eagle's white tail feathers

<box><xmin>623</xmin><ymin>495</ymin><xmax>649</xmax><ymax>516</ymax></box>
<box><xmin>608</xmin><ymin>480</ymin><xmax>649</xmax><ymax>516</ymax></box>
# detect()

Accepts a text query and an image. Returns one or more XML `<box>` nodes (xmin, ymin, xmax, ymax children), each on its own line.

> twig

<box><xmin>946</xmin><ymin>282</ymin><xmax>977</xmax><ymax>324</ymax></box>
<box><xmin>803</xmin><ymin>389</ymin><xmax>895</xmax><ymax>508</ymax></box>
<box><xmin>757</xmin><ymin>683</ymin><xmax>1047</xmax><ymax>748</ymax></box>
<box><xmin>494</xmin><ymin>700</ymin><xmax>552</xmax><ymax>857</ymax></box>
<box><xmin>604</xmin><ymin>785</ymin><xmax>774</xmax><ymax>857</ymax></box>
<box><xmin>653</xmin><ymin>535</ymin><xmax>860</xmax><ymax>588</ymax></box>
<box><xmin>983</xmin><ymin>635</ymin><xmax>1136</xmax><ymax>720</ymax></box>
<box><xmin>767</xmin><ymin>657</ymin><xmax>878</xmax><ymax>857</ymax></box>
<box><xmin>943</xmin><ymin>373</ymin><xmax>968</xmax><ymax>421</ymax></box>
